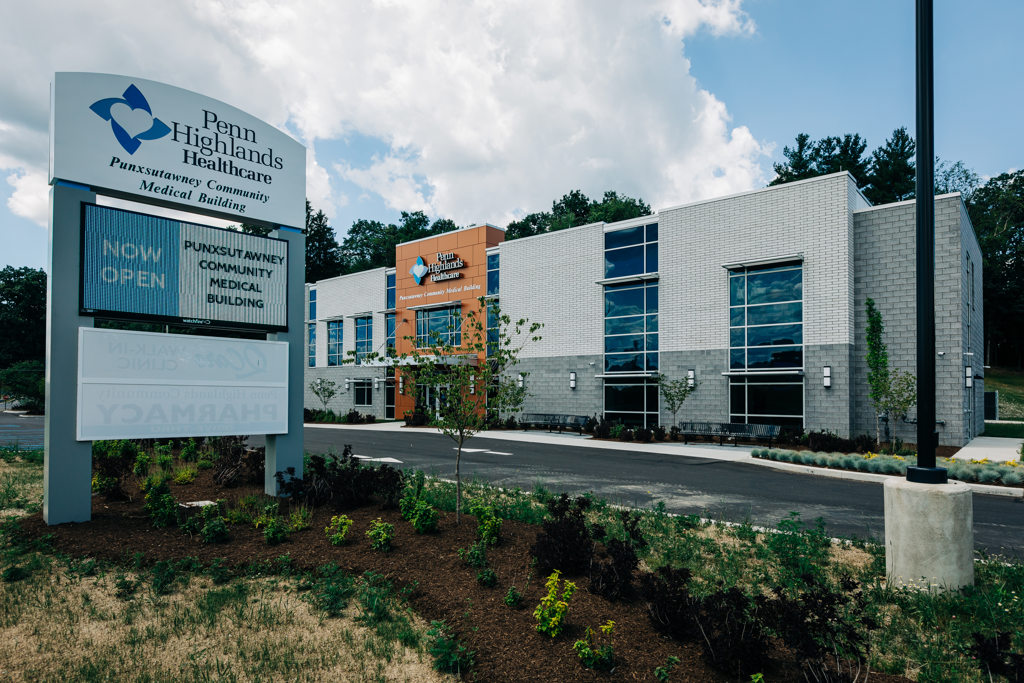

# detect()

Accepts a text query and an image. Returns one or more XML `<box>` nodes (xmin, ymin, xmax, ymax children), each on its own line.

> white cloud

<box><xmin>0</xmin><ymin>0</ymin><xmax>768</xmax><ymax>235</ymax></box>
<box><xmin>5</xmin><ymin>169</ymin><xmax>48</xmax><ymax>227</ymax></box>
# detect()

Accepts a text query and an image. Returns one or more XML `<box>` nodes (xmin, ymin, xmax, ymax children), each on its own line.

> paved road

<box><xmin>6</xmin><ymin>412</ymin><xmax>1021</xmax><ymax>555</ymax></box>
<box><xmin>298</xmin><ymin>426</ymin><xmax>1024</xmax><ymax>557</ymax></box>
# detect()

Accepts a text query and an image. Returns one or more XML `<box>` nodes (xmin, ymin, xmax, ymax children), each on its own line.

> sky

<box><xmin>1</xmin><ymin>0</ymin><xmax>1021</xmax><ymax>271</ymax></box>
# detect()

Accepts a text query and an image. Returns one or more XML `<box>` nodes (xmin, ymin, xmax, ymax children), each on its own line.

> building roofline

<box><xmin>398</xmin><ymin>224</ymin><xmax>502</xmax><ymax>249</ymax></box>
<box><xmin>658</xmin><ymin>171</ymin><xmax>858</xmax><ymax>214</ymax></box>
<box><xmin>851</xmin><ymin>191</ymin><xmax>963</xmax><ymax>213</ymax></box>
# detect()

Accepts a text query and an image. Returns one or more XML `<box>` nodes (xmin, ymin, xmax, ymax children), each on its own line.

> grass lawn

<box><xmin>986</xmin><ymin>366</ymin><xmax>1024</xmax><ymax>420</ymax></box>
<box><xmin>982</xmin><ymin>421</ymin><xmax>1024</xmax><ymax>439</ymax></box>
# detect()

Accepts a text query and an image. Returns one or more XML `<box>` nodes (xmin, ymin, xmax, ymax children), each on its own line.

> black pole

<box><xmin>908</xmin><ymin>0</ymin><xmax>946</xmax><ymax>484</ymax></box>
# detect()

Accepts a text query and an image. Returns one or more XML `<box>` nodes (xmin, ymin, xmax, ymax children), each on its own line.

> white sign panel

<box><xmin>50</xmin><ymin>72</ymin><xmax>305</xmax><ymax>227</ymax></box>
<box><xmin>77</xmin><ymin>328</ymin><xmax>288</xmax><ymax>440</ymax></box>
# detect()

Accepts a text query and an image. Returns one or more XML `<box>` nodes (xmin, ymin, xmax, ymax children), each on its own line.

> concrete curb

<box><xmin>303</xmin><ymin>422</ymin><xmax>1024</xmax><ymax>499</ymax></box>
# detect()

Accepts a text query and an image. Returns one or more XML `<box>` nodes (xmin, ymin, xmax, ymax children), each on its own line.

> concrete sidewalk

<box><xmin>953</xmin><ymin>436</ymin><xmax>1023</xmax><ymax>464</ymax></box>
<box><xmin>305</xmin><ymin>421</ymin><xmax>1023</xmax><ymax>499</ymax></box>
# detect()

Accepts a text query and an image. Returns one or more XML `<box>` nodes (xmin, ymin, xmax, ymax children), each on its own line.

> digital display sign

<box><xmin>80</xmin><ymin>203</ymin><xmax>288</xmax><ymax>330</ymax></box>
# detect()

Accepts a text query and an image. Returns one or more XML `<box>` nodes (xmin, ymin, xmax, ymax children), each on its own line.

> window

<box><xmin>416</xmin><ymin>306</ymin><xmax>461</xmax><ymax>347</ymax></box>
<box><xmin>603</xmin><ymin>281</ymin><xmax>658</xmax><ymax>373</ymax></box>
<box><xmin>729</xmin><ymin>375</ymin><xmax>803</xmax><ymax>428</ymax></box>
<box><xmin>604</xmin><ymin>222</ymin><xmax>657</xmax><ymax>279</ymax></box>
<box><xmin>384</xmin><ymin>368</ymin><xmax>395</xmax><ymax>419</ymax></box>
<box><xmin>729</xmin><ymin>264</ymin><xmax>802</xmax><ymax>370</ymax></box>
<box><xmin>355</xmin><ymin>316</ymin><xmax>372</xmax><ymax>363</ymax></box>
<box><xmin>308</xmin><ymin>288</ymin><xmax>316</xmax><ymax>320</ymax></box>
<box><xmin>386</xmin><ymin>313</ymin><xmax>396</xmax><ymax>356</ymax></box>
<box><xmin>327</xmin><ymin>320</ymin><xmax>343</xmax><ymax>366</ymax></box>
<box><xmin>487</xmin><ymin>252</ymin><xmax>499</xmax><ymax>295</ymax></box>
<box><xmin>486</xmin><ymin>301</ymin><xmax>499</xmax><ymax>357</ymax></box>
<box><xmin>386</xmin><ymin>272</ymin><xmax>396</xmax><ymax>310</ymax></box>
<box><xmin>307</xmin><ymin>323</ymin><xmax>316</xmax><ymax>367</ymax></box>
<box><xmin>354</xmin><ymin>379</ymin><xmax>372</xmax><ymax>406</ymax></box>
<box><xmin>604</xmin><ymin>377</ymin><xmax>659</xmax><ymax>428</ymax></box>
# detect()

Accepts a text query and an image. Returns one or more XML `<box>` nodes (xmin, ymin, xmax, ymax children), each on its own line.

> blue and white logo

<box><xmin>409</xmin><ymin>256</ymin><xmax>429</xmax><ymax>285</ymax></box>
<box><xmin>90</xmin><ymin>84</ymin><xmax>171</xmax><ymax>155</ymax></box>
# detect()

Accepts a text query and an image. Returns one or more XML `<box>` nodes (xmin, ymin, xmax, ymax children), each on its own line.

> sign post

<box><xmin>46</xmin><ymin>73</ymin><xmax>306</xmax><ymax>524</ymax></box>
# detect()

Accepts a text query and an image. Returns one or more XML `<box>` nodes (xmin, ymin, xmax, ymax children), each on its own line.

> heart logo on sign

<box><xmin>90</xmin><ymin>84</ymin><xmax>171</xmax><ymax>155</ymax></box>
<box><xmin>410</xmin><ymin>256</ymin><xmax>429</xmax><ymax>285</ymax></box>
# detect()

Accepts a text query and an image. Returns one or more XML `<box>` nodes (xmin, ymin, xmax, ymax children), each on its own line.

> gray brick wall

<box><xmin>852</xmin><ymin>195</ymin><xmax>975</xmax><ymax>446</ymax></box>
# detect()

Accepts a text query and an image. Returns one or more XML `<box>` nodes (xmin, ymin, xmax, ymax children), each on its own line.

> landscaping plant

<box><xmin>366</xmin><ymin>518</ymin><xmax>394</xmax><ymax>551</ymax></box>
<box><xmin>324</xmin><ymin>514</ymin><xmax>354</xmax><ymax>546</ymax></box>
<box><xmin>573</xmin><ymin>620</ymin><xmax>616</xmax><ymax>671</ymax></box>
<box><xmin>534</xmin><ymin>570</ymin><xmax>577</xmax><ymax>638</ymax></box>
<box><xmin>427</xmin><ymin>619</ymin><xmax>475</xmax><ymax>675</ymax></box>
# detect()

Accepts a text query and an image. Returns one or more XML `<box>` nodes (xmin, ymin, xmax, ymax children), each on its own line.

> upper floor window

<box><xmin>307</xmin><ymin>323</ymin><xmax>316</xmax><ymax>367</ymax></box>
<box><xmin>604</xmin><ymin>223</ymin><xmax>657</xmax><ymax>279</ymax></box>
<box><xmin>604</xmin><ymin>281</ymin><xmax>658</xmax><ymax>373</ymax></box>
<box><xmin>308</xmin><ymin>289</ymin><xmax>317</xmax><ymax>320</ymax></box>
<box><xmin>729</xmin><ymin>263</ymin><xmax>803</xmax><ymax>370</ymax></box>
<box><xmin>386</xmin><ymin>312</ymin><xmax>396</xmax><ymax>356</ymax></box>
<box><xmin>355</xmin><ymin>316</ymin><xmax>372</xmax><ymax>362</ymax></box>
<box><xmin>416</xmin><ymin>306</ymin><xmax>461</xmax><ymax>347</ymax></box>
<box><xmin>487</xmin><ymin>253</ymin><xmax>500</xmax><ymax>295</ymax></box>
<box><xmin>327</xmin><ymin>320</ymin><xmax>343</xmax><ymax>366</ymax></box>
<box><xmin>386</xmin><ymin>272</ymin><xmax>396</xmax><ymax>310</ymax></box>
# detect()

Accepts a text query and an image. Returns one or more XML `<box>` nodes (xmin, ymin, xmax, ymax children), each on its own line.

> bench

<box><xmin>521</xmin><ymin>413</ymin><xmax>589</xmax><ymax>432</ymax></box>
<box><xmin>678</xmin><ymin>421</ymin><xmax>781</xmax><ymax>447</ymax></box>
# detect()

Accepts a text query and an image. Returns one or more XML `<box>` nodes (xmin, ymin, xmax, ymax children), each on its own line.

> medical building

<box><xmin>304</xmin><ymin>172</ymin><xmax>984</xmax><ymax>446</ymax></box>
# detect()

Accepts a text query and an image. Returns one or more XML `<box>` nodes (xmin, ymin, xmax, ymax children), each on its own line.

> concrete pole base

<box><xmin>884</xmin><ymin>478</ymin><xmax>974</xmax><ymax>591</ymax></box>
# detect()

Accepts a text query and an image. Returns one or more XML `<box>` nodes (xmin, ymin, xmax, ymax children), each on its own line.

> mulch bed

<box><xmin>19</xmin><ymin>471</ymin><xmax>913</xmax><ymax>682</ymax></box>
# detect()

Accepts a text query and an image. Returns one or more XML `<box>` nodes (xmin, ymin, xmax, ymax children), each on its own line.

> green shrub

<box><xmin>132</xmin><ymin>453</ymin><xmax>151</xmax><ymax>477</ymax></box>
<box><xmin>573</xmin><ymin>620</ymin><xmax>616</xmax><ymax>671</ymax></box>
<box><xmin>504</xmin><ymin>585</ymin><xmax>522</xmax><ymax>608</ymax></box>
<box><xmin>366</xmin><ymin>518</ymin><xmax>394</xmax><ymax>551</ymax></box>
<box><xmin>180</xmin><ymin>438</ymin><xmax>199</xmax><ymax>462</ymax></box>
<box><xmin>172</xmin><ymin>466</ymin><xmax>198</xmax><ymax>484</ymax></box>
<box><xmin>262</xmin><ymin>516</ymin><xmax>290</xmax><ymax>545</ymax></box>
<box><xmin>141</xmin><ymin>476</ymin><xmax>177</xmax><ymax>528</ymax></box>
<box><xmin>458</xmin><ymin>540</ymin><xmax>488</xmax><ymax>568</ymax></box>
<box><xmin>476</xmin><ymin>568</ymin><xmax>497</xmax><ymax>587</ymax></box>
<box><xmin>469</xmin><ymin>501</ymin><xmax>502</xmax><ymax>545</ymax></box>
<box><xmin>305</xmin><ymin>564</ymin><xmax>356</xmax><ymax>617</ymax></box>
<box><xmin>289</xmin><ymin>506</ymin><xmax>313</xmax><ymax>532</ymax></box>
<box><xmin>409</xmin><ymin>500</ymin><xmax>439</xmax><ymax>534</ymax></box>
<box><xmin>427</xmin><ymin>620</ymin><xmax>475</xmax><ymax>675</ymax></box>
<box><xmin>92</xmin><ymin>440</ymin><xmax>139</xmax><ymax>498</ymax></box>
<box><xmin>608</xmin><ymin>423</ymin><xmax>625</xmax><ymax>439</ymax></box>
<box><xmin>534</xmin><ymin>570</ymin><xmax>576</xmax><ymax>638</ymax></box>
<box><xmin>201</xmin><ymin>512</ymin><xmax>230</xmax><ymax>544</ymax></box>
<box><xmin>325</xmin><ymin>514</ymin><xmax>354</xmax><ymax>545</ymax></box>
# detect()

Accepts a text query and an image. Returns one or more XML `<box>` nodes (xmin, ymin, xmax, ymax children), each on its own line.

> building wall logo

<box><xmin>90</xmin><ymin>84</ymin><xmax>171</xmax><ymax>155</ymax></box>
<box><xmin>409</xmin><ymin>256</ymin><xmax>429</xmax><ymax>285</ymax></box>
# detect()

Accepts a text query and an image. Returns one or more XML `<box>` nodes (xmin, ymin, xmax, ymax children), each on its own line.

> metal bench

<box><xmin>521</xmin><ymin>413</ymin><xmax>589</xmax><ymax>432</ymax></box>
<box><xmin>678</xmin><ymin>421</ymin><xmax>781</xmax><ymax>447</ymax></box>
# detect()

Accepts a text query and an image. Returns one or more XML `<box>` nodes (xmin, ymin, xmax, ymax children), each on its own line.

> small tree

<box><xmin>865</xmin><ymin>298</ymin><xmax>916</xmax><ymax>447</ymax></box>
<box><xmin>309</xmin><ymin>377</ymin><xmax>338</xmax><ymax>414</ymax></box>
<box><xmin>401</xmin><ymin>297</ymin><xmax>541</xmax><ymax>523</ymax></box>
<box><xmin>658</xmin><ymin>373</ymin><xmax>699</xmax><ymax>426</ymax></box>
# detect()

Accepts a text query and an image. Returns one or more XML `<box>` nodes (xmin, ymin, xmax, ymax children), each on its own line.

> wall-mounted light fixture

<box><xmin>344</xmin><ymin>378</ymin><xmax>351</xmax><ymax>391</ymax></box>
<box><xmin>823</xmin><ymin>366</ymin><xmax>832</xmax><ymax>388</ymax></box>
<box><xmin>469</xmin><ymin>373</ymin><xmax>475</xmax><ymax>394</ymax></box>
<box><xmin>517</xmin><ymin>373</ymin><xmax>524</xmax><ymax>388</ymax></box>
<box><xmin>965</xmin><ymin>366</ymin><xmax>973</xmax><ymax>388</ymax></box>
<box><xmin>569</xmin><ymin>371</ymin><xmax>577</xmax><ymax>390</ymax></box>
<box><xmin>373</xmin><ymin>378</ymin><xmax>380</xmax><ymax>390</ymax></box>
<box><xmin>687</xmin><ymin>369</ymin><xmax>695</xmax><ymax>387</ymax></box>
<box><xmin>398</xmin><ymin>375</ymin><xmax>405</xmax><ymax>395</ymax></box>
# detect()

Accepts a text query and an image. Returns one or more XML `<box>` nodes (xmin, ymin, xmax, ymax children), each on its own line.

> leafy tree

<box><xmin>505</xmin><ymin>190</ymin><xmax>651</xmax><ymax>239</ymax></box>
<box><xmin>0</xmin><ymin>360</ymin><xmax>45</xmax><ymax>412</ymax></box>
<box><xmin>338</xmin><ymin>212</ymin><xmax>456</xmax><ymax>273</ymax></box>
<box><xmin>935</xmin><ymin>158</ymin><xmax>980</xmax><ymax>202</ymax></box>
<box><xmin>304</xmin><ymin>199</ymin><xmax>343</xmax><ymax>283</ymax></box>
<box><xmin>968</xmin><ymin>170</ymin><xmax>1024</xmax><ymax>367</ymax></box>
<box><xmin>658</xmin><ymin>374</ymin><xmax>699</xmax><ymax>426</ymax></box>
<box><xmin>239</xmin><ymin>222</ymin><xmax>273</xmax><ymax>237</ymax></box>
<box><xmin>863</xmin><ymin>127</ymin><xmax>916</xmax><ymax>205</ymax></box>
<box><xmin>865</xmin><ymin>298</ymin><xmax>916</xmax><ymax>446</ymax></box>
<box><xmin>588</xmin><ymin>191</ymin><xmax>652</xmax><ymax>225</ymax></box>
<box><xmin>505</xmin><ymin>212</ymin><xmax>549</xmax><ymax>240</ymax></box>
<box><xmin>398</xmin><ymin>298</ymin><xmax>542</xmax><ymax>523</ymax></box>
<box><xmin>0</xmin><ymin>266</ymin><xmax>46</xmax><ymax>369</ymax></box>
<box><xmin>770</xmin><ymin>133</ymin><xmax>818</xmax><ymax>185</ymax></box>
<box><xmin>309</xmin><ymin>377</ymin><xmax>338</xmax><ymax>413</ymax></box>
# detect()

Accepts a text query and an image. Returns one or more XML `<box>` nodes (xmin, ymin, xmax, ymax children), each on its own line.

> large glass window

<box><xmin>385</xmin><ymin>272</ymin><xmax>396</xmax><ymax>310</ymax></box>
<box><xmin>308</xmin><ymin>288</ymin><xmax>316</xmax><ymax>320</ymax></box>
<box><xmin>729</xmin><ymin>375</ymin><xmax>803</xmax><ymax>428</ymax></box>
<box><xmin>604</xmin><ymin>377</ymin><xmax>659</xmax><ymax>427</ymax></box>
<box><xmin>354</xmin><ymin>379</ymin><xmax>372</xmax><ymax>406</ymax></box>
<box><xmin>385</xmin><ymin>313</ymin><xmax>396</xmax><ymax>356</ymax></box>
<box><xmin>385</xmin><ymin>368</ymin><xmax>395</xmax><ymax>419</ymax></box>
<box><xmin>487</xmin><ymin>253</ymin><xmax>499</xmax><ymax>296</ymax></box>
<box><xmin>307</xmin><ymin>323</ymin><xmax>316</xmax><ymax>367</ymax></box>
<box><xmin>326</xmin><ymin>321</ymin><xmax>343</xmax><ymax>366</ymax></box>
<box><xmin>416</xmin><ymin>306</ymin><xmax>461</xmax><ymax>347</ymax></box>
<box><xmin>486</xmin><ymin>301</ymin><xmax>499</xmax><ymax>357</ymax></box>
<box><xmin>604</xmin><ymin>222</ymin><xmax>657</xmax><ymax>279</ymax></box>
<box><xmin>729</xmin><ymin>264</ymin><xmax>803</xmax><ymax>370</ymax></box>
<box><xmin>355</xmin><ymin>316</ymin><xmax>372</xmax><ymax>363</ymax></box>
<box><xmin>604</xmin><ymin>281</ymin><xmax>658</xmax><ymax>373</ymax></box>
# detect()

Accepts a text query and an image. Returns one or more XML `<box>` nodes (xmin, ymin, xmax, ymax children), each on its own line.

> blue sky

<box><xmin>1</xmin><ymin>0</ymin><xmax>1020</xmax><ymax>271</ymax></box>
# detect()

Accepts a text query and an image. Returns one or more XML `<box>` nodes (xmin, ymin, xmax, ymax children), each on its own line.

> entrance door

<box><xmin>421</xmin><ymin>384</ymin><xmax>449</xmax><ymax>417</ymax></box>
